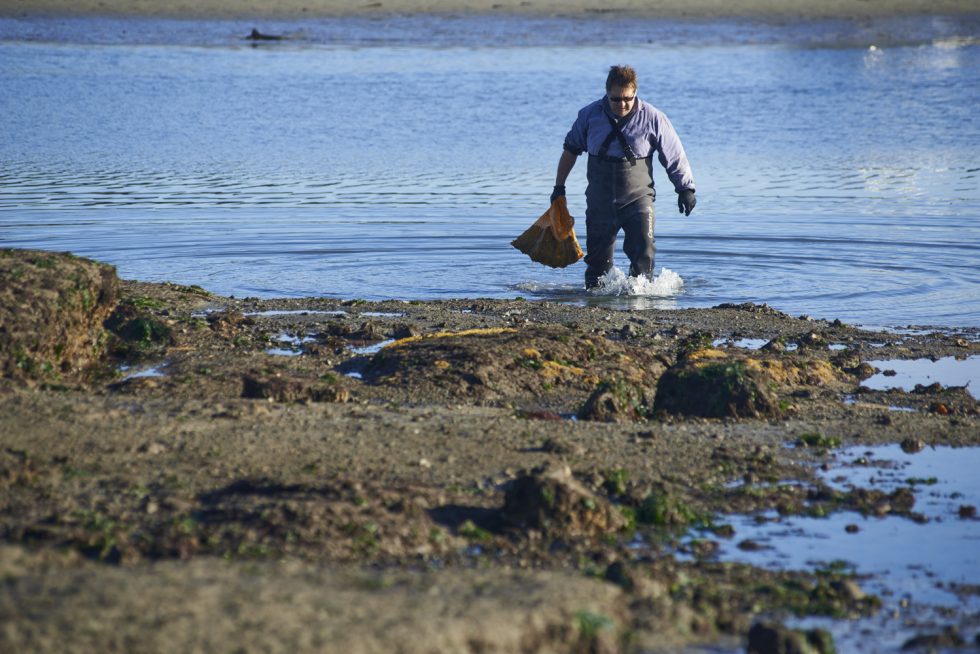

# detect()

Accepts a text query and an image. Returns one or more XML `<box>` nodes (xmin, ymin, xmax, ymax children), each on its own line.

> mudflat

<box><xmin>2</xmin><ymin>249</ymin><xmax>978</xmax><ymax>651</ymax></box>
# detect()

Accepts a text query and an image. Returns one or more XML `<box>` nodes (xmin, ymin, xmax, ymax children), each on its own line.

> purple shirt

<box><xmin>563</xmin><ymin>97</ymin><xmax>696</xmax><ymax>193</ymax></box>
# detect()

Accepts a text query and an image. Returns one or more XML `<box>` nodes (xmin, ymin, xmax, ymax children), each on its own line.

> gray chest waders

<box><xmin>583</xmin><ymin>153</ymin><xmax>657</xmax><ymax>289</ymax></box>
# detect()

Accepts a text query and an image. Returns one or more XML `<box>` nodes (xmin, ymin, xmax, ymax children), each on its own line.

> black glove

<box><xmin>677</xmin><ymin>189</ymin><xmax>696</xmax><ymax>216</ymax></box>
<box><xmin>550</xmin><ymin>185</ymin><xmax>566</xmax><ymax>203</ymax></box>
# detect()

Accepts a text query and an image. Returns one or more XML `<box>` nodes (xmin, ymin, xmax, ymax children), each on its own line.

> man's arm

<box><xmin>551</xmin><ymin>149</ymin><xmax>579</xmax><ymax>202</ymax></box>
<box><xmin>555</xmin><ymin>149</ymin><xmax>578</xmax><ymax>186</ymax></box>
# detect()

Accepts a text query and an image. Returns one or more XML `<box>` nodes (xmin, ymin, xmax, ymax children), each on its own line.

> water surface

<box><xmin>2</xmin><ymin>16</ymin><xmax>979</xmax><ymax>327</ymax></box>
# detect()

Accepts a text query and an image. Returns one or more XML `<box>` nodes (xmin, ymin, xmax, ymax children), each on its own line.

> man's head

<box><xmin>606</xmin><ymin>65</ymin><xmax>637</xmax><ymax>118</ymax></box>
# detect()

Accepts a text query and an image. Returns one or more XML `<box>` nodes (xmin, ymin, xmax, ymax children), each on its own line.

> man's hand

<box><xmin>550</xmin><ymin>185</ymin><xmax>566</xmax><ymax>203</ymax></box>
<box><xmin>677</xmin><ymin>189</ymin><xmax>696</xmax><ymax>216</ymax></box>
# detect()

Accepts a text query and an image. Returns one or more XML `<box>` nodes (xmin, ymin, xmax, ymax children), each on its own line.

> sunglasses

<box><xmin>608</xmin><ymin>95</ymin><xmax>635</xmax><ymax>103</ymax></box>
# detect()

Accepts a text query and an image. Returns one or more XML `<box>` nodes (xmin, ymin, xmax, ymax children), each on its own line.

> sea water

<box><xmin>1</xmin><ymin>15</ymin><xmax>979</xmax><ymax>328</ymax></box>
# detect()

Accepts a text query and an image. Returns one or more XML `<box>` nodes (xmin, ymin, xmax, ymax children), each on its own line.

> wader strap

<box><xmin>597</xmin><ymin>114</ymin><xmax>637</xmax><ymax>165</ymax></box>
<box><xmin>596</xmin><ymin>129</ymin><xmax>618</xmax><ymax>161</ymax></box>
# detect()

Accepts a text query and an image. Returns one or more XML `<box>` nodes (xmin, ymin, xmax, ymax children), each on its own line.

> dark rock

<box><xmin>392</xmin><ymin>323</ymin><xmax>420</xmax><ymax>340</ymax></box>
<box><xmin>901</xmin><ymin>627</ymin><xmax>965</xmax><ymax>650</ymax></box>
<box><xmin>797</xmin><ymin>332</ymin><xmax>825</xmax><ymax>349</ymax></box>
<box><xmin>579</xmin><ymin>377</ymin><xmax>654</xmax><ymax>422</ymax></box>
<box><xmin>242</xmin><ymin>373</ymin><xmax>350</xmax><ymax>403</ymax></box>
<box><xmin>901</xmin><ymin>437</ymin><xmax>926</xmax><ymax>454</ymax></box>
<box><xmin>747</xmin><ymin>621</ymin><xmax>835</xmax><ymax>654</ymax></box>
<box><xmin>762</xmin><ymin>338</ymin><xmax>786</xmax><ymax>352</ymax></box>
<box><xmin>350</xmin><ymin>320</ymin><xmax>385</xmax><ymax>342</ymax></box>
<box><xmin>207</xmin><ymin>310</ymin><xmax>254</xmax><ymax>337</ymax></box>
<box><xmin>245</xmin><ymin>28</ymin><xmax>283</xmax><ymax>40</ymax></box>
<box><xmin>654</xmin><ymin>354</ymin><xmax>779</xmax><ymax>419</ymax></box>
<box><xmin>958</xmin><ymin>504</ymin><xmax>977</xmax><ymax>519</ymax></box>
<box><xmin>0</xmin><ymin>249</ymin><xmax>119</xmax><ymax>384</ymax></box>
<box><xmin>502</xmin><ymin>465</ymin><xmax>627</xmax><ymax>538</ymax></box>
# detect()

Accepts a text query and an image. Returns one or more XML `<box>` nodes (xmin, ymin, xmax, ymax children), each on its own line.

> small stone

<box><xmin>831</xmin><ymin>578</ymin><xmax>866</xmax><ymax>601</ymax></box>
<box><xmin>418</xmin><ymin>458</ymin><xmax>432</xmax><ymax>469</ymax></box>
<box><xmin>900</xmin><ymin>437</ymin><xmax>925</xmax><ymax>454</ymax></box>
<box><xmin>845</xmin><ymin>524</ymin><xmax>860</xmax><ymax>533</ymax></box>
<box><xmin>883</xmin><ymin>369</ymin><xmax>898</xmax><ymax>377</ymax></box>
<box><xmin>958</xmin><ymin>504</ymin><xmax>976</xmax><ymax>519</ymax></box>
<box><xmin>901</xmin><ymin>627</ymin><xmax>965</xmax><ymax>650</ymax></box>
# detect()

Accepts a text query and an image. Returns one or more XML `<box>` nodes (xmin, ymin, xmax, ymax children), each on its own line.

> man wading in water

<box><xmin>552</xmin><ymin>65</ymin><xmax>697</xmax><ymax>289</ymax></box>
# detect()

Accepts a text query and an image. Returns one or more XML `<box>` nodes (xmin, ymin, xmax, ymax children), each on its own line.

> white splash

<box><xmin>590</xmin><ymin>267</ymin><xmax>684</xmax><ymax>297</ymax></box>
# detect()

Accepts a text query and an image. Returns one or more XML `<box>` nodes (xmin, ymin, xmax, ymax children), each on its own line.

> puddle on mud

<box><xmin>714</xmin><ymin>444</ymin><xmax>980</xmax><ymax>651</ymax></box>
<box><xmin>245</xmin><ymin>309</ymin><xmax>347</xmax><ymax>317</ymax></box>
<box><xmin>842</xmin><ymin>396</ymin><xmax>918</xmax><ymax>412</ymax></box>
<box><xmin>349</xmin><ymin>339</ymin><xmax>396</xmax><ymax>356</ymax></box>
<box><xmin>862</xmin><ymin>356</ymin><xmax>979</xmax><ymax>399</ymax></box>
<box><xmin>265</xmin><ymin>347</ymin><xmax>302</xmax><ymax>357</ymax></box>
<box><xmin>265</xmin><ymin>332</ymin><xmax>316</xmax><ymax>356</ymax></box>
<box><xmin>360</xmin><ymin>311</ymin><xmax>406</xmax><ymax>318</ymax></box>
<box><xmin>711</xmin><ymin>337</ymin><xmax>801</xmax><ymax>351</ymax></box>
<box><xmin>120</xmin><ymin>363</ymin><xmax>168</xmax><ymax>380</ymax></box>
<box><xmin>712</xmin><ymin>337</ymin><xmax>769</xmax><ymax>350</ymax></box>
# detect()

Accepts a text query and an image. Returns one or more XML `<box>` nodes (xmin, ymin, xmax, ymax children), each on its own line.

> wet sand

<box><xmin>2</xmin><ymin>0</ymin><xmax>978</xmax><ymax>18</ymax></box>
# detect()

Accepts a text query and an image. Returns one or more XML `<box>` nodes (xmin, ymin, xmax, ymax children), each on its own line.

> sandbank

<box><xmin>1</xmin><ymin>0</ymin><xmax>978</xmax><ymax>20</ymax></box>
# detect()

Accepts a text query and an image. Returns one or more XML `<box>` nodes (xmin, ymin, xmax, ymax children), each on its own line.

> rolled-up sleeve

<box><xmin>651</xmin><ymin>112</ymin><xmax>695</xmax><ymax>193</ymax></box>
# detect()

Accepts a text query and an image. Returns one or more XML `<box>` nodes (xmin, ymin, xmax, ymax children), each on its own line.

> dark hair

<box><xmin>606</xmin><ymin>65</ymin><xmax>637</xmax><ymax>92</ymax></box>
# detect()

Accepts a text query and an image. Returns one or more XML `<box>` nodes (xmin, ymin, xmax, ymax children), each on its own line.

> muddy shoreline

<box><xmin>1</xmin><ymin>249</ymin><xmax>978</xmax><ymax>652</ymax></box>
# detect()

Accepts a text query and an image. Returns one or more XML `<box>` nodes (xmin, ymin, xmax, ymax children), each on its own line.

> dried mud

<box><xmin>1</xmin><ymin>250</ymin><xmax>979</xmax><ymax>652</ymax></box>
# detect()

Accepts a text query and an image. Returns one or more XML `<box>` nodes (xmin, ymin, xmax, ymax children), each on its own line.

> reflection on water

<box><xmin>1</xmin><ymin>19</ymin><xmax>979</xmax><ymax>327</ymax></box>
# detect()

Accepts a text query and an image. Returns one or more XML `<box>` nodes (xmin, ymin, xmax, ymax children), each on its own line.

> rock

<box><xmin>848</xmin><ymin>362</ymin><xmax>877</xmax><ymax>380</ymax></box>
<box><xmin>392</xmin><ymin>323</ymin><xmax>420</xmax><ymax>340</ymax></box>
<box><xmin>578</xmin><ymin>377</ymin><xmax>654</xmax><ymax>422</ymax></box>
<box><xmin>830</xmin><ymin>579</ymin><xmax>866</xmax><ymax>602</ymax></box>
<box><xmin>958</xmin><ymin>504</ymin><xmax>977</xmax><ymax>519</ymax></box>
<box><xmin>241</xmin><ymin>373</ymin><xmax>350</xmax><ymax>403</ymax></box>
<box><xmin>747</xmin><ymin>621</ymin><xmax>836</xmax><ymax>654</ymax></box>
<box><xmin>207</xmin><ymin>310</ymin><xmax>254</xmax><ymax>337</ymax></box>
<box><xmin>797</xmin><ymin>332</ymin><xmax>825</xmax><ymax>349</ymax></box>
<box><xmin>502</xmin><ymin>465</ymin><xmax>627</xmax><ymax>538</ymax></box>
<box><xmin>0</xmin><ymin>249</ymin><xmax>119</xmax><ymax>384</ymax></box>
<box><xmin>901</xmin><ymin>627</ymin><xmax>966</xmax><ymax>650</ymax></box>
<box><xmin>762</xmin><ymin>338</ymin><xmax>786</xmax><ymax>352</ymax></box>
<box><xmin>351</xmin><ymin>320</ymin><xmax>385</xmax><ymax>342</ymax></box>
<box><xmin>900</xmin><ymin>438</ymin><xmax>926</xmax><ymax>454</ymax></box>
<box><xmin>653</xmin><ymin>353</ymin><xmax>779</xmax><ymax>419</ymax></box>
<box><xmin>245</xmin><ymin>28</ymin><xmax>283</xmax><ymax>40</ymax></box>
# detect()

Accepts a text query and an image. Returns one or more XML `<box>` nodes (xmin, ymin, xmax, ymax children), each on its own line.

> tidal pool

<box><xmin>862</xmin><ymin>356</ymin><xmax>980</xmax><ymax>399</ymax></box>
<box><xmin>717</xmin><ymin>445</ymin><xmax>980</xmax><ymax>651</ymax></box>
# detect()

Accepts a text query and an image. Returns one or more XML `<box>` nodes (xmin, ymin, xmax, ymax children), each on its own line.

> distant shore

<box><xmin>2</xmin><ymin>0</ymin><xmax>978</xmax><ymax>19</ymax></box>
